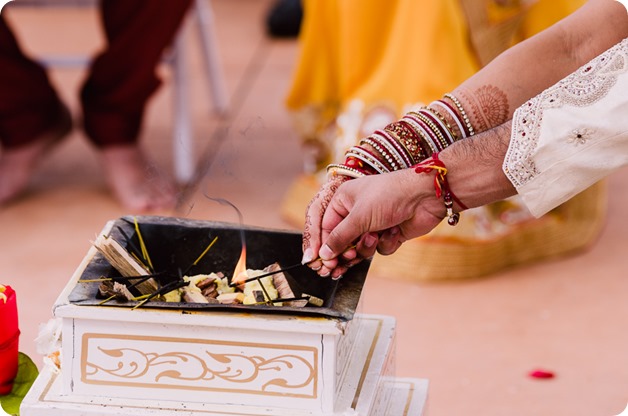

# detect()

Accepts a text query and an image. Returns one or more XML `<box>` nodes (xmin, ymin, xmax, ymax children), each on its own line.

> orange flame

<box><xmin>232</xmin><ymin>245</ymin><xmax>249</xmax><ymax>285</ymax></box>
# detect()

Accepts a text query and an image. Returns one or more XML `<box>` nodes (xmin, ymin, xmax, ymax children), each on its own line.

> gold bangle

<box><xmin>444</xmin><ymin>93</ymin><xmax>475</xmax><ymax>136</ymax></box>
<box><xmin>326</xmin><ymin>164</ymin><xmax>366</xmax><ymax>179</ymax></box>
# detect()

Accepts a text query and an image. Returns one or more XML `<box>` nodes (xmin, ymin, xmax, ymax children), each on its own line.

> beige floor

<box><xmin>1</xmin><ymin>2</ymin><xmax>627</xmax><ymax>415</ymax></box>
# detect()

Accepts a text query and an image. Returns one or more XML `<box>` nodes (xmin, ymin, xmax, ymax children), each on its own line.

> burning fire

<box><xmin>231</xmin><ymin>245</ymin><xmax>249</xmax><ymax>285</ymax></box>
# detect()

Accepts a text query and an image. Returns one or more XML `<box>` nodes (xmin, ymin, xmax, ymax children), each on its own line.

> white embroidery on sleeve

<box><xmin>566</xmin><ymin>127</ymin><xmax>596</xmax><ymax>146</ymax></box>
<box><xmin>504</xmin><ymin>38</ymin><xmax>628</xmax><ymax>188</ymax></box>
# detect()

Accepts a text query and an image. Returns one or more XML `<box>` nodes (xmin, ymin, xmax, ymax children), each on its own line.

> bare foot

<box><xmin>0</xmin><ymin>106</ymin><xmax>72</xmax><ymax>205</ymax></box>
<box><xmin>100</xmin><ymin>145</ymin><xmax>177</xmax><ymax>212</ymax></box>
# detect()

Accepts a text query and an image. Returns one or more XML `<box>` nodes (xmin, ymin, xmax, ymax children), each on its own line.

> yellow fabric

<box><xmin>286</xmin><ymin>0</ymin><xmax>476</xmax><ymax>115</ymax></box>
<box><xmin>286</xmin><ymin>0</ymin><xmax>585</xmax><ymax>129</ymax></box>
<box><xmin>516</xmin><ymin>0</ymin><xmax>584</xmax><ymax>40</ymax></box>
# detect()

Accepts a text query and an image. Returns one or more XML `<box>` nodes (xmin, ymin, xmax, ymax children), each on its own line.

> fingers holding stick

<box><xmin>302</xmin><ymin>175</ymin><xmax>350</xmax><ymax>272</ymax></box>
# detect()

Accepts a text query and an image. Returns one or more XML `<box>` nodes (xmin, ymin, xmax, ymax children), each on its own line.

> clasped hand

<box><xmin>301</xmin><ymin>168</ymin><xmax>444</xmax><ymax>279</ymax></box>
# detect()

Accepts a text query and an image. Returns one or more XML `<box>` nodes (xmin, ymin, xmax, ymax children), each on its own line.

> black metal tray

<box><xmin>68</xmin><ymin>216</ymin><xmax>370</xmax><ymax>321</ymax></box>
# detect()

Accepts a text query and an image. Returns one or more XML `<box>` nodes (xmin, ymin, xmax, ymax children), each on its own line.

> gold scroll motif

<box><xmin>81</xmin><ymin>334</ymin><xmax>318</xmax><ymax>398</ymax></box>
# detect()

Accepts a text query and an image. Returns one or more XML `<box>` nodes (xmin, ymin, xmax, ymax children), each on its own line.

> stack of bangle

<box><xmin>326</xmin><ymin>92</ymin><xmax>473</xmax><ymax>180</ymax></box>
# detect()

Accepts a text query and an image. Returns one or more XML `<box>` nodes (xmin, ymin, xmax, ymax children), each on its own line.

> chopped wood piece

<box><xmin>182</xmin><ymin>289</ymin><xmax>211</xmax><ymax>303</ymax></box>
<box><xmin>287</xmin><ymin>299</ymin><xmax>309</xmax><ymax>307</ymax></box>
<box><xmin>217</xmin><ymin>292</ymin><xmax>245</xmax><ymax>304</ymax></box>
<box><xmin>129</xmin><ymin>278</ymin><xmax>159</xmax><ymax>297</ymax></box>
<box><xmin>269</xmin><ymin>263</ymin><xmax>304</xmax><ymax>307</ymax></box>
<box><xmin>93</xmin><ymin>234</ymin><xmax>148</xmax><ymax>275</ymax></box>
<box><xmin>270</xmin><ymin>264</ymin><xmax>294</xmax><ymax>299</ymax></box>
<box><xmin>98</xmin><ymin>281</ymin><xmax>134</xmax><ymax>302</ymax></box>
<box><xmin>201</xmin><ymin>283</ymin><xmax>218</xmax><ymax>299</ymax></box>
<box><xmin>113</xmin><ymin>282</ymin><xmax>135</xmax><ymax>301</ymax></box>
<box><xmin>92</xmin><ymin>234</ymin><xmax>159</xmax><ymax>295</ymax></box>
<box><xmin>197</xmin><ymin>276</ymin><xmax>217</xmax><ymax>290</ymax></box>
<box><xmin>303</xmin><ymin>293</ymin><xmax>324</xmax><ymax>307</ymax></box>
<box><xmin>98</xmin><ymin>281</ymin><xmax>116</xmax><ymax>299</ymax></box>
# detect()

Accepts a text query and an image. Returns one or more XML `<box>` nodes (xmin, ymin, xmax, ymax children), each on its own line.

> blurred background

<box><xmin>0</xmin><ymin>1</ymin><xmax>626</xmax><ymax>415</ymax></box>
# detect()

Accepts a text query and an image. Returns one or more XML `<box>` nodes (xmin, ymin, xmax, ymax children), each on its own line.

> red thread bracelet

<box><xmin>412</xmin><ymin>152</ymin><xmax>467</xmax><ymax>226</ymax></box>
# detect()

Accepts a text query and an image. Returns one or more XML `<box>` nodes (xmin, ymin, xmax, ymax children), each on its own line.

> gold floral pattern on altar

<box><xmin>81</xmin><ymin>333</ymin><xmax>318</xmax><ymax>398</ymax></box>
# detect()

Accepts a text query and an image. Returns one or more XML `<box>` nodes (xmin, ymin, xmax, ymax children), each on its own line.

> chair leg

<box><xmin>171</xmin><ymin>0</ymin><xmax>230</xmax><ymax>183</ymax></box>
<box><xmin>194</xmin><ymin>0</ymin><xmax>229</xmax><ymax>114</ymax></box>
<box><xmin>171</xmin><ymin>24</ymin><xmax>195</xmax><ymax>184</ymax></box>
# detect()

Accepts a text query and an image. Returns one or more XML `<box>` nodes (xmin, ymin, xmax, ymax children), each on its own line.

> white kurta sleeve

<box><xmin>503</xmin><ymin>38</ymin><xmax>628</xmax><ymax>217</ymax></box>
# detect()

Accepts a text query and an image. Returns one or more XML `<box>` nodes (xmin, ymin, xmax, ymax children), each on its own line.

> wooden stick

<box><xmin>181</xmin><ymin>236</ymin><xmax>219</xmax><ymax>276</ymax></box>
<box><xmin>79</xmin><ymin>278</ymin><xmax>112</xmax><ymax>283</ymax></box>
<box><xmin>79</xmin><ymin>272</ymin><xmax>164</xmax><ymax>284</ymax></box>
<box><xmin>98</xmin><ymin>295</ymin><xmax>116</xmax><ymax>305</ymax></box>
<box><xmin>133</xmin><ymin>217</ymin><xmax>154</xmax><ymax>271</ymax></box>
<box><xmin>228</xmin><ymin>245</ymin><xmax>357</xmax><ymax>288</ymax></box>
<box><xmin>192</xmin><ymin>236</ymin><xmax>219</xmax><ymax>266</ymax></box>
<box><xmin>126</xmin><ymin>276</ymin><xmax>153</xmax><ymax>291</ymax></box>
<box><xmin>253</xmin><ymin>296</ymin><xmax>311</xmax><ymax>305</ymax></box>
<box><xmin>229</xmin><ymin>263</ymin><xmax>303</xmax><ymax>287</ymax></box>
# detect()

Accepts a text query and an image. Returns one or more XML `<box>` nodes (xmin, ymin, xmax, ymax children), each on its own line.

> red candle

<box><xmin>0</xmin><ymin>285</ymin><xmax>20</xmax><ymax>395</ymax></box>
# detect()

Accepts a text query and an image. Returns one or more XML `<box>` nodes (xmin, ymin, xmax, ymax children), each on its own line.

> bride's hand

<box><xmin>302</xmin><ymin>175</ymin><xmax>380</xmax><ymax>279</ymax></box>
<box><xmin>315</xmin><ymin>169</ymin><xmax>445</xmax><ymax>269</ymax></box>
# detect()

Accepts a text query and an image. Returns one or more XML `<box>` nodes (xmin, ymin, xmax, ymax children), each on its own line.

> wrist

<box><xmin>400</xmin><ymin>167</ymin><xmax>448</xmax><ymax>223</ymax></box>
<box><xmin>436</xmin><ymin>122</ymin><xmax>517</xmax><ymax>209</ymax></box>
<box><xmin>411</xmin><ymin>153</ymin><xmax>468</xmax><ymax>226</ymax></box>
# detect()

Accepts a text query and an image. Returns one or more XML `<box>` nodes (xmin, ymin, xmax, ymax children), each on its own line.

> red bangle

<box><xmin>344</xmin><ymin>156</ymin><xmax>378</xmax><ymax>175</ymax></box>
<box><xmin>412</xmin><ymin>152</ymin><xmax>467</xmax><ymax>226</ymax></box>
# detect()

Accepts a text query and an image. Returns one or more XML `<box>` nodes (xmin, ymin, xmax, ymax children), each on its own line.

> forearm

<box><xmin>450</xmin><ymin>0</ymin><xmax>628</xmax><ymax>132</ymax></box>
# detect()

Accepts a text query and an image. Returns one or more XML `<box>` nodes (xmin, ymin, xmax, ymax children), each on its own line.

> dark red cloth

<box><xmin>0</xmin><ymin>16</ymin><xmax>61</xmax><ymax>147</ymax></box>
<box><xmin>0</xmin><ymin>286</ymin><xmax>19</xmax><ymax>396</ymax></box>
<box><xmin>0</xmin><ymin>0</ymin><xmax>193</xmax><ymax>149</ymax></box>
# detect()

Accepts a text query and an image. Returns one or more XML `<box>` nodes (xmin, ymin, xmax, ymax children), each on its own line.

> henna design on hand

<box><xmin>320</xmin><ymin>175</ymin><xmax>345</xmax><ymax>215</ymax></box>
<box><xmin>303</xmin><ymin>200</ymin><xmax>315</xmax><ymax>251</ymax></box>
<box><xmin>459</xmin><ymin>85</ymin><xmax>509</xmax><ymax>133</ymax></box>
<box><xmin>302</xmin><ymin>175</ymin><xmax>350</xmax><ymax>251</ymax></box>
